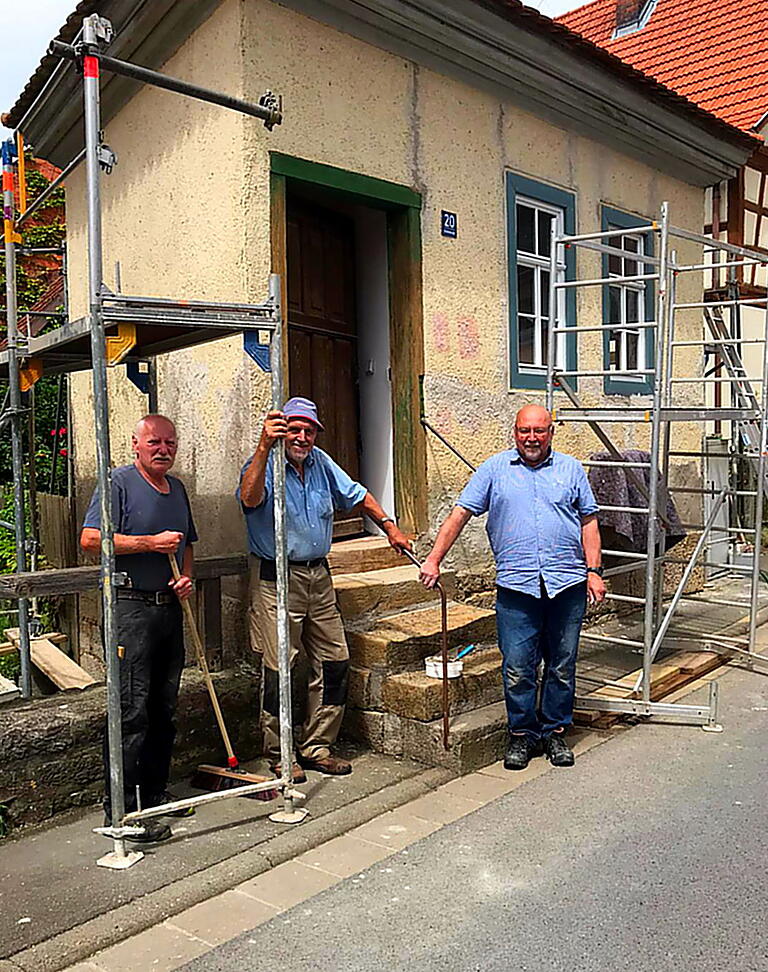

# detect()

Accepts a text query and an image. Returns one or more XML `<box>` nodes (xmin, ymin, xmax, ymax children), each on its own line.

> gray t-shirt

<box><xmin>83</xmin><ymin>465</ymin><xmax>198</xmax><ymax>591</ymax></box>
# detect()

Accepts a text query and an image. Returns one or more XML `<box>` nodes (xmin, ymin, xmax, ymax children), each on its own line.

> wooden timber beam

<box><xmin>0</xmin><ymin>554</ymin><xmax>249</xmax><ymax>599</ymax></box>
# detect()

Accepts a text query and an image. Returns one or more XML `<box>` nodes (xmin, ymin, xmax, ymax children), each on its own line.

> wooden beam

<box><xmin>270</xmin><ymin>171</ymin><xmax>290</xmax><ymax>382</ymax></box>
<box><xmin>388</xmin><ymin>206</ymin><xmax>428</xmax><ymax>535</ymax></box>
<box><xmin>0</xmin><ymin>554</ymin><xmax>249</xmax><ymax>599</ymax></box>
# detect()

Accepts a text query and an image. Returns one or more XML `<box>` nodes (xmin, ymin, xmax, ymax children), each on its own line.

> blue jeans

<box><xmin>496</xmin><ymin>580</ymin><xmax>586</xmax><ymax>740</ymax></box>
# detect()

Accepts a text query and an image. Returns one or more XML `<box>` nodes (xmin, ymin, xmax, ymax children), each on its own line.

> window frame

<box><xmin>601</xmin><ymin>205</ymin><xmax>655</xmax><ymax>396</ymax></box>
<box><xmin>506</xmin><ymin>173</ymin><xmax>577</xmax><ymax>391</ymax></box>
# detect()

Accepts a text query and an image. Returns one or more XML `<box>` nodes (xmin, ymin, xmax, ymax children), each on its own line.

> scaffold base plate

<box><xmin>701</xmin><ymin>723</ymin><xmax>725</xmax><ymax>733</ymax></box>
<box><xmin>96</xmin><ymin>849</ymin><xmax>144</xmax><ymax>870</ymax></box>
<box><xmin>269</xmin><ymin>807</ymin><xmax>309</xmax><ymax>825</ymax></box>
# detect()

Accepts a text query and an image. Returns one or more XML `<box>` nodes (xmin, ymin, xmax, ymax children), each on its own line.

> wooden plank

<box><xmin>5</xmin><ymin>629</ymin><xmax>96</xmax><ymax>691</ymax></box>
<box><xmin>37</xmin><ymin>492</ymin><xmax>77</xmax><ymax>568</ymax></box>
<box><xmin>199</xmin><ymin>576</ymin><xmax>222</xmax><ymax>669</ymax></box>
<box><xmin>387</xmin><ymin>206</ymin><xmax>428</xmax><ymax>534</ymax></box>
<box><xmin>0</xmin><ymin>673</ymin><xmax>19</xmax><ymax>705</ymax></box>
<box><xmin>0</xmin><ymin>554</ymin><xmax>248</xmax><ymax>598</ymax></box>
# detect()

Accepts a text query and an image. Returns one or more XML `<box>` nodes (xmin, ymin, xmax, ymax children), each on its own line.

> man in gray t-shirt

<box><xmin>81</xmin><ymin>414</ymin><xmax>197</xmax><ymax>843</ymax></box>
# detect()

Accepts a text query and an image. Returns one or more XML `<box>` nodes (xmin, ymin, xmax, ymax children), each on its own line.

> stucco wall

<box><xmin>66</xmin><ymin>0</ymin><xmax>709</xmax><ymax>609</ymax></box>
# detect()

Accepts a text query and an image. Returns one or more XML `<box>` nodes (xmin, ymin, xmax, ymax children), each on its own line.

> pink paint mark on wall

<box><xmin>458</xmin><ymin>317</ymin><xmax>479</xmax><ymax>359</ymax></box>
<box><xmin>432</xmin><ymin>313</ymin><xmax>450</xmax><ymax>354</ymax></box>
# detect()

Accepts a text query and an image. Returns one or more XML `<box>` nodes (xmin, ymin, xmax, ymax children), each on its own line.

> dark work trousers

<box><xmin>103</xmin><ymin>597</ymin><xmax>185</xmax><ymax>815</ymax></box>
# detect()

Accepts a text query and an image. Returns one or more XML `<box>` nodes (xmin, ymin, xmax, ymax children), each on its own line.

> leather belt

<box><xmin>116</xmin><ymin>589</ymin><xmax>176</xmax><ymax>606</ymax></box>
<box><xmin>258</xmin><ymin>557</ymin><xmax>328</xmax><ymax>581</ymax></box>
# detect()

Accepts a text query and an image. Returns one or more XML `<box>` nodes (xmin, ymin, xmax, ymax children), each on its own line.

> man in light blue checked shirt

<box><xmin>420</xmin><ymin>404</ymin><xmax>606</xmax><ymax>770</ymax></box>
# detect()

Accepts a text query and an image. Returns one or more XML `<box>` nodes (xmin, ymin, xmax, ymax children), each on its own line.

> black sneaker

<box><xmin>102</xmin><ymin>814</ymin><xmax>173</xmax><ymax>843</ymax></box>
<box><xmin>148</xmin><ymin>790</ymin><xmax>196</xmax><ymax>818</ymax></box>
<box><xmin>503</xmin><ymin>734</ymin><xmax>539</xmax><ymax>771</ymax></box>
<box><xmin>128</xmin><ymin>818</ymin><xmax>173</xmax><ymax>843</ymax></box>
<box><xmin>544</xmin><ymin>733</ymin><xmax>575</xmax><ymax>767</ymax></box>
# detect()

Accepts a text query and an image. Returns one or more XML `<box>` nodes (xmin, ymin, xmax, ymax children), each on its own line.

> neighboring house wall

<box><xmin>65</xmin><ymin>0</ymin><xmax>707</xmax><ymax>649</ymax></box>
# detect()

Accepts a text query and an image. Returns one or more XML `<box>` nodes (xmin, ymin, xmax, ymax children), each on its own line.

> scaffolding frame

<box><xmin>546</xmin><ymin>201</ymin><xmax>768</xmax><ymax>727</ymax></box>
<box><xmin>2</xmin><ymin>13</ymin><xmax>304</xmax><ymax>870</ymax></box>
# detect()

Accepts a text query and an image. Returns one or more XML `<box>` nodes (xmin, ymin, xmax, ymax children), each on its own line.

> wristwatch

<box><xmin>587</xmin><ymin>566</ymin><xmax>604</xmax><ymax>577</ymax></box>
<box><xmin>381</xmin><ymin>517</ymin><xmax>395</xmax><ymax>527</ymax></box>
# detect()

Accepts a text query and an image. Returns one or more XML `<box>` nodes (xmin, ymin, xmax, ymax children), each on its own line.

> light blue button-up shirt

<box><xmin>237</xmin><ymin>447</ymin><xmax>367</xmax><ymax>560</ymax></box>
<box><xmin>457</xmin><ymin>448</ymin><xmax>598</xmax><ymax>598</ymax></box>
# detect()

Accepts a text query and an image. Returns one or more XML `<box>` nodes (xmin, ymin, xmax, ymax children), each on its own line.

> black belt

<box><xmin>116</xmin><ymin>589</ymin><xmax>176</xmax><ymax>606</ymax></box>
<box><xmin>258</xmin><ymin>557</ymin><xmax>328</xmax><ymax>581</ymax></box>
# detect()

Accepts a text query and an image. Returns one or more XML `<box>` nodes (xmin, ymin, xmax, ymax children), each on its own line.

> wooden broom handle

<box><xmin>167</xmin><ymin>553</ymin><xmax>237</xmax><ymax>763</ymax></box>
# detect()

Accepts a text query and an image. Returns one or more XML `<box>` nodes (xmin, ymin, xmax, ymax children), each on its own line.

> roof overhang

<box><xmin>7</xmin><ymin>0</ymin><xmax>757</xmax><ymax>185</ymax></box>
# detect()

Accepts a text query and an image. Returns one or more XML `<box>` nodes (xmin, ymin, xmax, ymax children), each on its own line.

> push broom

<box><xmin>168</xmin><ymin>554</ymin><xmax>279</xmax><ymax>800</ymax></box>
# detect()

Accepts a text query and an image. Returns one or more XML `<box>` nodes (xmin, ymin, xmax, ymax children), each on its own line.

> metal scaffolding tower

<box><xmin>547</xmin><ymin>201</ymin><xmax>768</xmax><ymax>727</ymax></box>
<box><xmin>2</xmin><ymin>13</ymin><xmax>303</xmax><ymax>871</ymax></box>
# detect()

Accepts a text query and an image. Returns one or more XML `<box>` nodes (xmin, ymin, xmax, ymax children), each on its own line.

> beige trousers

<box><xmin>248</xmin><ymin>555</ymin><xmax>349</xmax><ymax>761</ymax></box>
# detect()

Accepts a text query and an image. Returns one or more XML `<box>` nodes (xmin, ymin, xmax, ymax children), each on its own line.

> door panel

<box><xmin>287</xmin><ymin>198</ymin><xmax>361</xmax><ymax>528</ymax></box>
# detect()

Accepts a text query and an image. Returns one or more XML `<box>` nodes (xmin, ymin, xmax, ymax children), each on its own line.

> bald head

<box><xmin>132</xmin><ymin>414</ymin><xmax>178</xmax><ymax>482</ymax></box>
<box><xmin>514</xmin><ymin>403</ymin><xmax>554</xmax><ymax>467</ymax></box>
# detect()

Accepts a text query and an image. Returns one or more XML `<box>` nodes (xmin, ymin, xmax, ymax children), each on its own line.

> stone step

<box><xmin>335</xmin><ymin>565</ymin><xmax>456</xmax><ymax>623</ymax></box>
<box><xmin>328</xmin><ymin>536</ymin><xmax>404</xmax><ymax>575</ymax></box>
<box><xmin>347</xmin><ymin>601</ymin><xmax>496</xmax><ymax>672</ymax></box>
<box><xmin>381</xmin><ymin>645</ymin><xmax>503</xmax><ymax>721</ymax></box>
<box><xmin>344</xmin><ymin>699</ymin><xmax>509</xmax><ymax>774</ymax></box>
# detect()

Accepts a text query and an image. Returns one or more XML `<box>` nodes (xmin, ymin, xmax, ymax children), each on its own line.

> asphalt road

<box><xmin>182</xmin><ymin>666</ymin><xmax>768</xmax><ymax>972</ymax></box>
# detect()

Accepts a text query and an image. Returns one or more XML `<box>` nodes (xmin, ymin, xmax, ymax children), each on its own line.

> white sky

<box><xmin>0</xmin><ymin>0</ymin><xmax>583</xmax><ymax>143</ymax></box>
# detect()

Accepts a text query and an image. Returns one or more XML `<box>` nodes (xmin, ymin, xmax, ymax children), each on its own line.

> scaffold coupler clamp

<box><xmin>258</xmin><ymin>91</ymin><xmax>283</xmax><ymax>131</ymax></box>
<box><xmin>97</xmin><ymin>143</ymin><xmax>118</xmax><ymax>174</ymax></box>
<box><xmin>93</xmin><ymin>823</ymin><xmax>145</xmax><ymax>841</ymax></box>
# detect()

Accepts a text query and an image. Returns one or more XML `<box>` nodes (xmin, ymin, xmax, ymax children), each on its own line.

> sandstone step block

<box><xmin>347</xmin><ymin>602</ymin><xmax>496</xmax><ymax>672</ymax></box>
<box><xmin>381</xmin><ymin>645</ymin><xmax>503</xmax><ymax>721</ymax></box>
<box><xmin>328</xmin><ymin>537</ymin><xmax>404</xmax><ymax>575</ymax></box>
<box><xmin>335</xmin><ymin>565</ymin><xmax>456</xmax><ymax>622</ymax></box>
<box><xmin>344</xmin><ymin>700</ymin><xmax>509</xmax><ymax>774</ymax></box>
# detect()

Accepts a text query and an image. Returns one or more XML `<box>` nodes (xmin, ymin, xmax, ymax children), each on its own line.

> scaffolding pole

<box><xmin>2</xmin><ymin>138</ymin><xmax>32</xmax><ymax>700</ymax></box>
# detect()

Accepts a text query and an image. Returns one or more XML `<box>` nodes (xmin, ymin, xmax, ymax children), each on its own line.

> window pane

<box><xmin>624</xmin><ymin>235</ymin><xmax>639</xmax><ymax>276</ymax></box>
<box><xmin>541</xmin><ymin>317</ymin><xmax>550</xmax><ymax>366</ymax></box>
<box><xmin>519</xmin><ymin>316</ymin><xmax>535</xmax><ymax>364</ymax></box>
<box><xmin>517</xmin><ymin>264</ymin><xmax>535</xmax><ymax>315</ymax></box>
<box><xmin>609</xmin><ymin>331</ymin><xmax>619</xmax><ymax>369</ymax></box>
<box><xmin>626</xmin><ymin>330</ymin><xmax>639</xmax><ymax>370</ymax></box>
<box><xmin>608</xmin><ymin>244</ymin><xmax>622</xmax><ymax>277</ymax></box>
<box><xmin>541</xmin><ymin>270</ymin><xmax>551</xmax><ymax>318</ymax></box>
<box><xmin>538</xmin><ymin>211</ymin><xmax>553</xmax><ymax>257</ymax></box>
<box><xmin>626</xmin><ymin>288</ymin><xmax>639</xmax><ymax>323</ymax></box>
<box><xmin>608</xmin><ymin>286</ymin><xmax>621</xmax><ymax>324</ymax></box>
<box><xmin>517</xmin><ymin>205</ymin><xmax>535</xmax><ymax>253</ymax></box>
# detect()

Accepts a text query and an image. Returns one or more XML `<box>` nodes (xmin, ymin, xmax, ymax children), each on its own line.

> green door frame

<box><xmin>269</xmin><ymin>153</ymin><xmax>427</xmax><ymax>535</ymax></box>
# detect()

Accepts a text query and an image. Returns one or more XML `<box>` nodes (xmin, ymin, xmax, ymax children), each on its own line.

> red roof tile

<box><xmin>558</xmin><ymin>0</ymin><xmax>768</xmax><ymax>132</ymax></box>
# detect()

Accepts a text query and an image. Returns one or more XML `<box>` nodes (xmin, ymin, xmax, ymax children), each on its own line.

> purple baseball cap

<box><xmin>282</xmin><ymin>396</ymin><xmax>324</xmax><ymax>430</ymax></box>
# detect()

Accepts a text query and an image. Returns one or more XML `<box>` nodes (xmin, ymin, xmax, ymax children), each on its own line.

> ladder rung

<box><xmin>552</xmin><ymin>322</ymin><xmax>657</xmax><ymax>334</ymax></box>
<box><xmin>557</xmin><ymin>369</ymin><xmax>654</xmax><ymax>378</ymax></box>
<box><xmin>556</xmin><ymin>273</ymin><xmax>659</xmax><ymax>288</ymax></box>
<box><xmin>559</xmin><ymin>224</ymin><xmax>657</xmax><ymax>244</ymax></box>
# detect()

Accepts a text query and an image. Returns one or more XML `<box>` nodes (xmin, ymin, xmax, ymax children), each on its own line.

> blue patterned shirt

<box><xmin>237</xmin><ymin>447</ymin><xmax>367</xmax><ymax>560</ymax></box>
<box><xmin>457</xmin><ymin>448</ymin><xmax>598</xmax><ymax>597</ymax></box>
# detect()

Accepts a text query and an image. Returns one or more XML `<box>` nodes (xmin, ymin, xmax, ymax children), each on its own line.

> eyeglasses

<box><xmin>515</xmin><ymin>427</ymin><xmax>552</xmax><ymax>436</ymax></box>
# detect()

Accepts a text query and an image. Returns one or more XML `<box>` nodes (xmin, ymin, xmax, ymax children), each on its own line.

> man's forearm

<box><xmin>358</xmin><ymin>491</ymin><xmax>391</xmax><ymax>527</ymax></box>
<box><xmin>581</xmin><ymin>515</ymin><xmax>602</xmax><ymax>568</ymax></box>
<box><xmin>240</xmin><ymin>445</ymin><xmax>270</xmax><ymax>507</ymax></box>
<box><xmin>81</xmin><ymin>528</ymin><xmax>157</xmax><ymax>556</ymax></box>
<box><xmin>427</xmin><ymin>507</ymin><xmax>473</xmax><ymax>565</ymax></box>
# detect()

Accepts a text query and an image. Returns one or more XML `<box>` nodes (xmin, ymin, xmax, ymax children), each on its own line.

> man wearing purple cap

<box><xmin>238</xmin><ymin>397</ymin><xmax>410</xmax><ymax>779</ymax></box>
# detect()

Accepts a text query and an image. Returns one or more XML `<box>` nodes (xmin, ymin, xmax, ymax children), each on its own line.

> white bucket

<box><xmin>424</xmin><ymin>655</ymin><xmax>463</xmax><ymax>679</ymax></box>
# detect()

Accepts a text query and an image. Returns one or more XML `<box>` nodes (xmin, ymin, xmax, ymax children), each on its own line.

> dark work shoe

<box><xmin>127</xmin><ymin>818</ymin><xmax>173</xmax><ymax>843</ymax></box>
<box><xmin>544</xmin><ymin>733</ymin><xmax>575</xmax><ymax>767</ymax></box>
<box><xmin>148</xmin><ymin>790</ymin><xmax>195</xmax><ymax>818</ymax></box>
<box><xmin>270</xmin><ymin>761</ymin><xmax>308</xmax><ymax>784</ymax></box>
<box><xmin>503</xmin><ymin>734</ymin><xmax>539</xmax><ymax>771</ymax></box>
<box><xmin>296</xmin><ymin>753</ymin><xmax>352</xmax><ymax>776</ymax></box>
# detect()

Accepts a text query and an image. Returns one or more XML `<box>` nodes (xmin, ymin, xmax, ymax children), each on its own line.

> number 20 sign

<box><xmin>441</xmin><ymin>211</ymin><xmax>457</xmax><ymax>239</ymax></box>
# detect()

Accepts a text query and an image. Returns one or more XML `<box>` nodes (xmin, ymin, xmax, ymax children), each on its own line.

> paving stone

<box><xmin>439</xmin><ymin>771</ymin><xmax>523</xmax><ymax>802</ymax></box>
<box><xmin>236</xmin><ymin>860</ymin><xmax>341</xmax><ymax>910</ymax></box>
<box><xmin>296</xmin><ymin>833</ymin><xmax>394</xmax><ymax>878</ymax></box>
<box><xmin>348</xmin><ymin>809</ymin><xmax>442</xmax><ymax>850</ymax></box>
<box><xmin>167</xmin><ymin>890</ymin><xmax>279</xmax><ymax>946</ymax></box>
<box><xmin>403</xmin><ymin>789</ymin><xmax>484</xmax><ymax>825</ymax></box>
<box><xmin>89</xmin><ymin>923</ymin><xmax>209</xmax><ymax>971</ymax></box>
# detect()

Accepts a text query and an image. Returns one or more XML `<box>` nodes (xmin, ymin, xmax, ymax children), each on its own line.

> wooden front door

<box><xmin>286</xmin><ymin>198</ymin><xmax>361</xmax><ymax>532</ymax></box>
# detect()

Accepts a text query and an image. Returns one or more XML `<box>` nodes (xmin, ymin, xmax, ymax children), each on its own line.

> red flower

<box><xmin>59</xmin><ymin>427</ymin><xmax>67</xmax><ymax>436</ymax></box>
<box><xmin>49</xmin><ymin>429</ymin><xmax>56</xmax><ymax>436</ymax></box>
<box><xmin>59</xmin><ymin>448</ymin><xmax>68</xmax><ymax>457</ymax></box>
